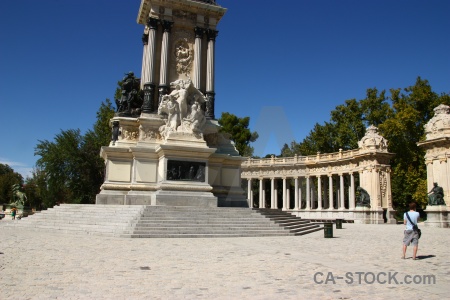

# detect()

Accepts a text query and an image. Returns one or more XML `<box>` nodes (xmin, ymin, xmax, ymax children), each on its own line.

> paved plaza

<box><xmin>1</xmin><ymin>220</ymin><xmax>449</xmax><ymax>299</ymax></box>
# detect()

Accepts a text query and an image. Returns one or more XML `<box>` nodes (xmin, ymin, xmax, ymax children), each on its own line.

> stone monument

<box><xmin>417</xmin><ymin>104</ymin><xmax>450</xmax><ymax>227</ymax></box>
<box><xmin>96</xmin><ymin>0</ymin><xmax>247</xmax><ymax>207</ymax></box>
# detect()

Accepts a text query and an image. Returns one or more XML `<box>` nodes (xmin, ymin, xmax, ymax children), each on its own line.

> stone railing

<box><xmin>242</xmin><ymin>149</ymin><xmax>363</xmax><ymax>167</ymax></box>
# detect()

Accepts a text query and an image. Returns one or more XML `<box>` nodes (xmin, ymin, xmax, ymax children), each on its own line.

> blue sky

<box><xmin>1</xmin><ymin>0</ymin><xmax>449</xmax><ymax>179</ymax></box>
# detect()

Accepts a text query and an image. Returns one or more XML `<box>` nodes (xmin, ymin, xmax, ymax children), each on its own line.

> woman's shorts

<box><xmin>403</xmin><ymin>229</ymin><xmax>419</xmax><ymax>246</ymax></box>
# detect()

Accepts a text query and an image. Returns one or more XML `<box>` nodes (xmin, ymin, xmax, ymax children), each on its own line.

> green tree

<box><xmin>33</xmin><ymin>100</ymin><xmax>115</xmax><ymax>207</ymax></box>
<box><xmin>0</xmin><ymin>164</ymin><xmax>23</xmax><ymax>204</ymax></box>
<box><xmin>24</xmin><ymin>168</ymin><xmax>46</xmax><ymax>209</ymax></box>
<box><xmin>379</xmin><ymin>77</ymin><xmax>450</xmax><ymax>211</ymax></box>
<box><xmin>218</xmin><ymin>112</ymin><xmax>259</xmax><ymax>156</ymax></box>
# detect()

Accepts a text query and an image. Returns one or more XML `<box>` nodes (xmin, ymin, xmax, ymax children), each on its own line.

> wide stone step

<box><xmin>121</xmin><ymin>232</ymin><xmax>295</xmax><ymax>238</ymax></box>
<box><xmin>133</xmin><ymin>222</ymin><xmax>279</xmax><ymax>227</ymax></box>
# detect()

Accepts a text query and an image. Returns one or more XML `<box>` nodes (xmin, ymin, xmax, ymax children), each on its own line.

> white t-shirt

<box><xmin>404</xmin><ymin>211</ymin><xmax>420</xmax><ymax>230</ymax></box>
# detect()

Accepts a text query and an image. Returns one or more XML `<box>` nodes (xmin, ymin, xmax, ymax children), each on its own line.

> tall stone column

<box><xmin>282</xmin><ymin>177</ymin><xmax>287</xmax><ymax>210</ymax></box>
<box><xmin>426</xmin><ymin>161</ymin><xmax>434</xmax><ymax>192</ymax></box>
<box><xmin>349</xmin><ymin>172</ymin><xmax>356</xmax><ymax>209</ymax></box>
<box><xmin>385</xmin><ymin>169</ymin><xmax>393</xmax><ymax>209</ymax></box>
<box><xmin>375</xmin><ymin>169</ymin><xmax>381</xmax><ymax>208</ymax></box>
<box><xmin>271</xmin><ymin>178</ymin><xmax>275</xmax><ymax>209</ymax></box>
<box><xmin>158</xmin><ymin>20</ymin><xmax>174</xmax><ymax>104</ymax></box>
<box><xmin>259</xmin><ymin>178</ymin><xmax>264</xmax><ymax>208</ymax></box>
<box><xmin>205</xmin><ymin>29</ymin><xmax>218</xmax><ymax>119</ymax></box>
<box><xmin>275</xmin><ymin>180</ymin><xmax>278</xmax><ymax>208</ymax></box>
<box><xmin>142</xmin><ymin>17</ymin><xmax>159</xmax><ymax>113</ymax></box>
<box><xmin>247</xmin><ymin>179</ymin><xmax>253</xmax><ymax>208</ymax></box>
<box><xmin>306</xmin><ymin>176</ymin><xmax>311</xmax><ymax>210</ymax></box>
<box><xmin>294</xmin><ymin>177</ymin><xmax>299</xmax><ymax>210</ymax></box>
<box><xmin>328</xmin><ymin>175</ymin><xmax>334</xmax><ymax>210</ymax></box>
<box><xmin>193</xmin><ymin>27</ymin><xmax>204</xmax><ymax>90</ymax></box>
<box><xmin>298</xmin><ymin>177</ymin><xmax>303</xmax><ymax>209</ymax></box>
<box><xmin>339</xmin><ymin>173</ymin><xmax>345</xmax><ymax>209</ymax></box>
<box><xmin>140</xmin><ymin>31</ymin><xmax>149</xmax><ymax>89</ymax></box>
<box><xmin>317</xmin><ymin>176</ymin><xmax>322</xmax><ymax>210</ymax></box>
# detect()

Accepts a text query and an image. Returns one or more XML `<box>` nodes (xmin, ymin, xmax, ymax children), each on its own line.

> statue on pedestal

<box><xmin>115</xmin><ymin>72</ymin><xmax>143</xmax><ymax>117</ymax></box>
<box><xmin>11</xmin><ymin>184</ymin><xmax>27</xmax><ymax>207</ymax></box>
<box><xmin>356</xmin><ymin>187</ymin><xmax>371</xmax><ymax>208</ymax></box>
<box><xmin>428</xmin><ymin>182</ymin><xmax>445</xmax><ymax>205</ymax></box>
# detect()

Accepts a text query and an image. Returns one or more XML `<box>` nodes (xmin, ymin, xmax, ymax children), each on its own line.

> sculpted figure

<box><xmin>169</xmin><ymin>79</ymin><xmax>189</xmax><ymax>120</ymax></box>
<box><xmin>11</xmin><ymin>184</ymin><xmax>27</xmax><ymax>207</ymax></box>
<box><xmin>356</xmin><ymin>187</ymin><xmax>371</xmax><ymax>207</ymax></box>
<box><xmin>428</xmin><ymin>182</ymin><xmax>445</xmax><ymax>205</ymax></box>
<box><xmin>158</xmin><ymin>95</ymin><xmax>180</xmax><ymax>139</ymax></box>
<box><xmin>181</xmin><ymin>101</ymin><xmax>206</xmax><ymax>134</ymax></box>
<box><xmin>115</xmin><ymin>72</ymin><xmax>142</xmax><ymax>117</ymax></box>
<box><xmin>111</xmin><ymin>121</ymin><xmax>120</xmax><ymax>145</ymax></box>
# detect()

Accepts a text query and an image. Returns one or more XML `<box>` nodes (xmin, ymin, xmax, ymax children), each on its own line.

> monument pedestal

<box><xmin>352</xmin><ymin>207</ymin><xmax>384</xmax><ymax>224</ymax></box>
<box><xmin>424</xmin><ymin>205</ymin><xmax>449</xmax><ymax>228</ymax></box>
<box><xmin>96</xmin><ymin>114</ymin><xmax>247</xmax><ymax>207</ymax></box>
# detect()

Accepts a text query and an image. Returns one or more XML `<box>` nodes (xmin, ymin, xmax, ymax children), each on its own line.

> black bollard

<box><xmin>324</xmin><ymin>222</ymin><xmax>333</xmax><ymax>238</ymax></box>
<box><xmin>335</xmin><ymin>219</ymin><xmax>343</xmax><ymax>229</ymax></box>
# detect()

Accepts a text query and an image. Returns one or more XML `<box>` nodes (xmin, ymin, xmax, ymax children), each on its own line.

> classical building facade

<box><xmin>418</xmin><ymin>104</ymin><xmax>450</xmax><ymax>227</ymax></box>
<box><xmin>241</xmin><ymin>126</ymin><xmax>396</xmax><ymax>224</ymax></box>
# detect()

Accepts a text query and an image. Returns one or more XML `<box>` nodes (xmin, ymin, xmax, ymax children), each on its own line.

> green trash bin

<box><xmin>324</xmin><ymin>222</ymin><xmax>333</xmax><ymax>238</ymax></box>
<box><xmin>335</xmin><ymin>219</ymin><xmax>343</xmax><ymax>229</ymax></box>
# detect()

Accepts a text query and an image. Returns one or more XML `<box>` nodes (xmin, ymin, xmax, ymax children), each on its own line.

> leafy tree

<box><xmin>330</xmin><ymin>99</ymin><xmax>365</xmax><ymax>150</ymax></box>
<box><xmin>379</xmin><ymin>77</ymin><xmax>450</xmax><ymax>211</ymax></box>
<box><xmin>0</xmin><ymin>164</ymin><xmax>23</xmax><ymax>204</ymax></box>
<box><xmin>24</xmin><ymin>168</ymin><xmax>46</xmax><ymax>209</ymax></box>
<box><xmin>218</xmin><ymin>112</ymin><xmax>259</xmax><ymax>156</ymax></box>
<box><xmin>33</xmin><ymin>100</ymin><xmax>115</xmax><ymax>207</ymax></box>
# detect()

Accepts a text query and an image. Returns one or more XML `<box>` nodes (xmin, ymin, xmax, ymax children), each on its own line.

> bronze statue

<box><xmin>428</xmin><ymin>182</ymin><xmax>445</xmax><ymax>205</ymax></box>
<box><xmin>10</xmin><ymin>184</ymin><xmax>27</xmax><ymax>207</ymax></box>
<box><xmin>111</xmin><ymin>121</ymin><xmax>120</xmax><ymax>145</ymax></box>
<box><xmin>115</xmin><ymin>72</ymin><xmax>143</xmax><ymax>117</ymax></box>
<box><xmin>356</xmin><ymin>186</ymin><xmax>370</xmax><ymax>207</ymax></box>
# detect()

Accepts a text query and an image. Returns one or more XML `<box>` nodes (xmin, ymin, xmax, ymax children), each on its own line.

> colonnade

<box><xmin>246</xmin><ymin>173</ymin><xmax>358</xmax><ymax>211</ymax></box>
<box><xmin>241</xmin><ymin>135</ymin><xmax>395</xmax><ymax>223</ymax></box>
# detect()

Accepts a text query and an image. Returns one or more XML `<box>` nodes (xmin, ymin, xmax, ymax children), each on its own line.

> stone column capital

<box><xmin>194</xmin><ymin>27</ymin><xmax>205</xmax><ymax>38</ymax></box>
<box><xmin>147</xmin><ymin>17</ymin><xmax>159</xmax><ymax>30</ymax></box>
<box><xmin>207</xmin><ymin>29</ymin><xmax>218</xmax><ymax>41</ymax></box>
<box><xmin>142</xmin><ymin>33</ymin><xmax>149</xmax><ymax>45</ymax></box>
<box><xmin>161</xmin><ymin>20</ymin><xmax>174</xmax><ymax>32</ymax></box>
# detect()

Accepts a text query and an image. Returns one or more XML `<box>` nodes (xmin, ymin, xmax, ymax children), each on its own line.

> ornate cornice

<box><xmin>137</xmin><ymin>0</ymin><xmax>227</xmax><ymax>26</ymax></box>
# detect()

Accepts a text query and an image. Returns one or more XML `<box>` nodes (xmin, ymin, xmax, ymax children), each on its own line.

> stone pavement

<box><xmin>1</xmin><ymin>220</ymin><xmax>449</xmax><ymax>299</ymax></box>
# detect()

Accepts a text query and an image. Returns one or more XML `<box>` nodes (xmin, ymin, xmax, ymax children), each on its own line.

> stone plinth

<box><xmin>96</xmin><ymin>115</ymin><xmax>246</xmax><ymax>207</ymax></box>
<box><xmin>344</xmin><ymin>207</ymin><xmax>384</xmax><ymax>224</ymax></box>
<box><xmin>424</xmin><ymin>205</ymin><xmax>449</xmax><ymax>228</ymax></box>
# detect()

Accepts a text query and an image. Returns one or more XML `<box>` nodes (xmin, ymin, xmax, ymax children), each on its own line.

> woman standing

<box><xmin>402</xmin><ymin>202</ymin><xmax>420</xmax><ymax>260</ymax></box>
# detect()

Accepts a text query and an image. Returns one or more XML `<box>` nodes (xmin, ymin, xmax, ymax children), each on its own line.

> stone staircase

<box><xmin>8</xmin><ymin>204</ymin><xmax>145</xmax><ymax>236</ymax></box>
<box><xmin>121</xmin><ymin>206</ymin><xmax>322</xmax><ymax>238</ymax></box>
<box><xmin>7</xmin><ymin>204</ymin><xmax>323</xmax><ymax>238</ymax></box>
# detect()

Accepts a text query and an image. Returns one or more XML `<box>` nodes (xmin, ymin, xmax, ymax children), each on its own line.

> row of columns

<box><xmin>247</xmin><ymin>173</ymin><xmax>357</xmax><ymax>210</ymax></box>
<box><xmin>140</xmin><ymin>17</ymin><xmax>218</xmax><ymax>119</ymax></box>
